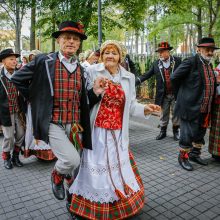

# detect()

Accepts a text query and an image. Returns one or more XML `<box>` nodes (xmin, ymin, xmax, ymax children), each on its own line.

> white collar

<box><xmin>4</xmin><ymin>67</ymin><xmax>14</xmax><ymax>80</ymax></box>
<box><xmin>58</xmin><ymin>51</ymin><xmax>78</xmax><ymax>64</ymax></box>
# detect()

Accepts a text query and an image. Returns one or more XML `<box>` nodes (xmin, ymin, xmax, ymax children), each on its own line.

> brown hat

<box><xmin>197</xmin><ymin>37</ymin><xmax>219</xmax><ymax>49</ymax></box>
<box><xmin>155</xmin><ymin>42</ymin><xmax>173</xmax><ymax>52</ymax></box>
<box><xmin>52</xmin><ymin>21</ymin><xmax>87</xmax><ymax>40</ymax></box>
<box><xmin>0</xmin><ymin>48</ymin><xmax>20</xmax><ymax>62</ymax></box>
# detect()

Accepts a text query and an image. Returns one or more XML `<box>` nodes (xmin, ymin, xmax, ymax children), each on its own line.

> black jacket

<box><xmin>170</xmin><ymin>54</ymin><xmax>216</xmax><ymax>121</ymax></box>
<box><xmin>0</xmin><ymin>68</ymin><xmax>26</xmax><ymax>126</ymax></box>
<box><xmin>135</xmin><ymin>56</ymin><xmax>182</xmax><ymax>106</ymax></box>
<box><xmin>11</xmin><ymin>52</ymin><xmax>99</xmax><ymax>149</ymax></box>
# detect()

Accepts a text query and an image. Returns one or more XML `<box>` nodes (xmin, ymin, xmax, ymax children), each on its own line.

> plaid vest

<box><xmin>163</xmin><ymin>68</ymin><xmax>172</xmax><ymax>94</ymax></box>
<box><xmin>4</xmin><ymin>76</ymin><xmax>19</xmax><ymax>114</ymax></box>
<box><xmin>200</xmin><ymin>64</ymin><xmax>215</xmax><ymax>113</ymax></box>
<box><xmin>52</xmin><ymin>58</ymin><xmax>82</xmax><ymax>124</ymax></box>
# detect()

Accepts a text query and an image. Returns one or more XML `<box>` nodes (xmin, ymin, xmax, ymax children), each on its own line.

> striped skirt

<box><xmin>209</xmin><ymin>103</ymin><xmax>220</xmax><ymax>156</ymax></box>
<box><xmin>70</xmin><ymin>152</ymin><xmax>145</xmax><ymax>220</ymax></box>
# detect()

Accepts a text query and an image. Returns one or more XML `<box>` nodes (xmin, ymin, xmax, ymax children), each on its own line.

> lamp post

<box><xmin>98</xmin><ymin>0</ymin><xmax>102</xmax><ymax>47</ymax></box>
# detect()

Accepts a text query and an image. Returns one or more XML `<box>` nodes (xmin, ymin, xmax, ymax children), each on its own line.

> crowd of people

<box><xmin>0</xmin><ymin>19</ymin><xmax>220</xmax><ymax>220</ymax></box>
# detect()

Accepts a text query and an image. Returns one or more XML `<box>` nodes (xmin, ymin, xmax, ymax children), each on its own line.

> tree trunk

<box><xmin>141</xmin><ymin>29</ymin><xmax>144</xmax><ymax>55</ymax></box>
<box><xmin>30</xmin><ymin>0</ymin><xmax>36</xmax><ymax>50</ymax></box>
<box><xmin>135</xmin><ymin>30</ymin><xmax>139</xmax><ymax>55</ymax></box>
<box><xmin>196</xmin><ymin>6</ymin><xmax>202</xmax><ymax>42</ymax></box>
<box><xmin>15</xmin><ymin>0</ymin><xmax>21</xmax><ymax>54</ymax></box>
<box><xmin>52</xmin><ymin>15</ymin><xmax>56</xmax><ymax>52</ymax></box>
<box><xmin>153</xmin><ymin>5</ymin><xmax>157</xmax><ymax>55</ymax></box>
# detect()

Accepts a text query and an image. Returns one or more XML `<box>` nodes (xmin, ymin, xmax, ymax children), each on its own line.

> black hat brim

<box><xmin>197</xmin><ymin>45</ymin><xmax>220</xmax><ymax>50</ymax></box>
<box><xmin>0</xmin><ymin>53</ymin><xmax>20</xmax><ymax>62</ymax></box>
<box><xmin>155</xmin><ymin>47</ymin><xmax>173</xmax><ymax>52</ymax></box>
<box><xmin>52</xmin><ymin>30</ymin><xmax>87</xmax><ymax>40</ymax></box>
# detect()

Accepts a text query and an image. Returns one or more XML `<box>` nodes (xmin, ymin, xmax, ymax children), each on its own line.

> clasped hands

<box><xmin>144</xmin><ymin>104</ymin><xmax>161</xmax><ymax>116</ymax></box>
<box><xmin>93</xmin><ymin>76</ymin><xmax>161</xmax><ymax>116</ymax></box>
<box><xmin>93</xmin><ymin>76</ymin><xmax>109</xmax><ymax>96</ymax></box>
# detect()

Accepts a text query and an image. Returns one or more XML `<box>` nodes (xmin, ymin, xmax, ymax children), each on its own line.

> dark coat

<box><xmin>11</xmin><ymin>52</ymin><xmax>100</xmax><ymax>150</ymax></box>
<box><xmin>0</xmin><ymin>68</ymin><xmax>26</xmax><ymax>126</ymax></box>
<box><xmin>135</xmin><ymin>56</ymin><xmax>182</xmax><ymax>106</ymax></box>
<box><xmin>170</xmin><ymin>54</ymin><xmax>216</xmax><ymax>121</ymax></box>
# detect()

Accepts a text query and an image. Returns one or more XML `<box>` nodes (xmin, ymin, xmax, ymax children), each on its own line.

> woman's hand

<box><xmin>93</xmin><ymin>76</ymin><xmax>109</xmax><ymax>96</ymax></box>
<box><xmin>144</xmin><ymin>104</ymin><xmax>161</xmax><ymax>116</ymax></box>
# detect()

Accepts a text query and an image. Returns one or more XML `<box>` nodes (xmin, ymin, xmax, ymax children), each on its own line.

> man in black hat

<box><xmin>11</xmin><ymin>21</ymin><xmax>101</xmax><ymax>202</ymax></box>
<box><xmin>171</xmin><ymin>37</ymin><xmax>219</xmax><ymax>171</ymax></box>
<box><xmin>136</xmin><ymin>42</ymin><xmax>181</xmax><ymax>141</ymax></box>
<box><xmin>0</xmin><ymin>48</ymin><xmax>25</xmax><ymax>169</ymax></box>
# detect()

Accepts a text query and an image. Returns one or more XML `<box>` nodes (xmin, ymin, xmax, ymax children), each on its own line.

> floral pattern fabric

<box><xmin>95</xmin><ymin>82</ymin><xmax>125</xmax><ymax>130</ymax></box>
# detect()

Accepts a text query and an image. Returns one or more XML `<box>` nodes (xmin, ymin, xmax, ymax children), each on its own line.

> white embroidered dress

<box><xmin>69</xmin><ymin>64</ymin><xmax>147</xmax><ymax>203</ymax></box>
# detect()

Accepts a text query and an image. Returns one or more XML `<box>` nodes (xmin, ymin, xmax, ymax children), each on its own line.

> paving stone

<box><xmin>1</xmin><ymin>118</ymin><xmax>220</xmax><ymax>219</ymax></box>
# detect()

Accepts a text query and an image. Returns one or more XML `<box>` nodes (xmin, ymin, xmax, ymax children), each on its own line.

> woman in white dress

<box><xmin>68</xmin><ymin>40</ymin><xmax>160</xmax><ymax>219</ymax></box>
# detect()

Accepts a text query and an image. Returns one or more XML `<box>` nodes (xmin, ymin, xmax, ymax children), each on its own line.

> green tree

<box><xmin>0</xmin><ymin>0</ymin><xmax>30</xmax><ymax>53</ymax></box>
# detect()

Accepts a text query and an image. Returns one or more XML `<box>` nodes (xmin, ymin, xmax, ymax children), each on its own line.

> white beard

<box><xmin>201</xmin><ymin>54</ymin><xmax>212</xmax><ymax>62</ymax></box>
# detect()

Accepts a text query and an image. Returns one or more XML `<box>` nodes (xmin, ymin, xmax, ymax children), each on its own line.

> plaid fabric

<box><xmin>200</xmin><ymin>64</ymin><xmax>215</xmax><ymax>113</ymax></box>
<box><xmin>70</xmin><ymin>152</ymin><xmax>145</xmax><ymax>220</ymax></box>
<box><xmin>214</xmin><ymin>94</ymin><xmax>220</xmax><ymax>104</ymax></box>
<box><xmin>4</xmin><ymin>77</ymin><xmax>19</xmax><ymax>114</ymax></box>
<box><xmin>52</xmin><ymin>58</ymin><xmax>81</xmax><ymax>124</ymax></box>
<box><xmin>164</xmin><ymin>68</ymin><xmax>172</xmax><ymax>94</ymax></box>
<box><xmin>24</xmin><ymin>149</ymin><xmax>56</xmax><ymax>161</ymax></box>
<box><xmin>208</xmin><ymin>103</ymin><xmax>220</xmax><ymax>156</ymax></box>
<box><xmin>2</xmin><ymin>151</ymin><xmax>10</xmax><ymax>160</ymax></box>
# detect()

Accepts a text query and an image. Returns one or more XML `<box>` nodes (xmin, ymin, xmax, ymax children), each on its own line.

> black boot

<box><xmin>51</xmin><ymin>170</ymin><xmax>65</xmax><ymax>200</ymax></box>
<box><xmin>2</xmin><ymin>152</ymin><xmax>13</xmax><ymax>169</ymax></box>
<box><xmin>4</xmin><ymin>158</ymin><xmax>13</xmax><ymax>169</ymax></box>
<box><xmin>189</xmin><ymin>147</ymin><xmax>208</xmax><ymax>166</ymax></box>
<box><xmin>156</xmin><ymin>126</ymin><xmax>167</xmax><ymax>140</ymax></box>
<box><xmin>12</xmin><ymin>146</ymin><xmax>23</xmax><ymax>167</ymax></box>
<box><xmin>178</xmin><ymin>150</ymin><xmax>193</xmax><ymax>171</ymax></box>
<box><xmin>212</xmin><ymin>154</ymin><xmax>220</xmax><ymax>162</ymax></box>
<box><xmin>12</xmin><ymin>155</ymin><xmax>23</xmax><ymax>167</ymax></box>
<box><xmin>65</xmin><ymin>175</ymin><xmax>73</xmax><ymax>214</ymax></box>
<box><xmin>173</xmin><ymin>126</ymin><xmax>180</xmax><ymax>141</ymax></box>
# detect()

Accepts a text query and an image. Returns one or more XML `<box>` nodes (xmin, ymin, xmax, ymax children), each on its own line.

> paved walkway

<box><xmin>0</xmin><ymin>116</ymin><xmax>220</xmax><ymax>220</ymax></box>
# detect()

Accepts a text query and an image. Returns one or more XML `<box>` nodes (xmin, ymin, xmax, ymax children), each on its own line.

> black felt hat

<box><xmin>0</xmin><ymin>48</ymin><xmax>20</xmax><ymax>62</ymax></box>
<box><xmin>52</xmin><ymin>21</ymin><xmax>87</xmax><ymax>40</ymax></box>
<box><xmin>197</xmin><ymin>37</ymin><xmax>219</xmax><ymax>49</ymax></box>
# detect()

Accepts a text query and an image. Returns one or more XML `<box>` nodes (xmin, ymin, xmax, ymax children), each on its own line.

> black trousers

<box><xmin>179</xmin><ymin>117</ymin><xmax>207</xmax><ymax>150</ymax></box>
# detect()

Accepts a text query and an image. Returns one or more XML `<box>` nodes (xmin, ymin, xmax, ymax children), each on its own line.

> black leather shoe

<box><xmin>212</xmin><ymin>154</ymin><xmax>220</xmax><ymax>162</ymax></box>
<box><xmin>51</xmin><ymin>175</ymin><xmax>65</xmax><ymax>200</ymax></box>
<box><xmin>178</xmin><ymin>152</ymin><xmax>193</xmax><ymax>171</ymax></box>
<box><xmin>189</xmin><ymin>155</ymin><xmax>208</xmax><ymax>166</ymax></box>
<box><xmin>4</xmin><ymin>159</ymin><xmax>13</xmax><ymax>169</ymax></box>
<box><xmin>12</xmin><ymin>156</ymin><xmax>23</xmax><ymax>167</ymax></box>
<box><xmin>156</xmin><ymin>131</ymin><xmax>166</xmax><ymax>140</ymax></box>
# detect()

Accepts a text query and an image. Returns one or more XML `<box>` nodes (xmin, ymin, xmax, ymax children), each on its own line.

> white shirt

<box><xmin>81</xmin><ymin>60</ymin><xmax>91</xmax><ymax>70</ymax></box>
<box><xmin>58</xmin><ymin>51</ymin><xmax>78</xmax><ymax>73</ymax></box>
<box><xmin>161</xmin><ymin>57</ymin><xmax>171</xmax><ymax>69</ymax></box>
<box><xmin>4</xmin><ymin>67</ymin><xmax>14</xmax><ymax>80</ymax></box>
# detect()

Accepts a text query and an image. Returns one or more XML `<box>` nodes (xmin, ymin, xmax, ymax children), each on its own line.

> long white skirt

<box><xmin>69</xmin><ymin>127</ymin><xmax>140</xmax><ymax>203</ymax></box>
<box><xmin>25</xmin><ymin>104</ymin><xmax>51</xmax><ymax>150</ymax></box>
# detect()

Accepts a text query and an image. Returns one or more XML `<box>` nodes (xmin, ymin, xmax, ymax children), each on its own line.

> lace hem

<box><xmin>70</xmin><ymin>180</ymin><xmax>140</xmax><ymax>203</ymax></box>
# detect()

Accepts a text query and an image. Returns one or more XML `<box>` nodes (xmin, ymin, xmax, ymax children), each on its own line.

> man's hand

<box><xmin>144</xmin><ymin>104</ymin><xmax>161</xmax><ymax>116</ymax></box>
<box><xmin>93</xmin><ymin>76</ymin><xmax>109</xmax><ymax>96</ymax></box>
